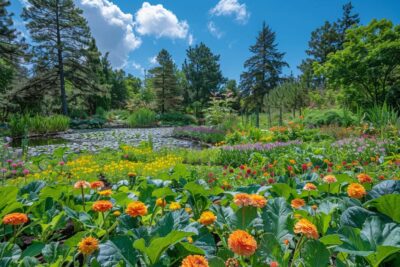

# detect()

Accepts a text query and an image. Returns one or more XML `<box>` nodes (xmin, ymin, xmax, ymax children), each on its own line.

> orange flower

<box><xmin>323</xmin><ymin>175</ymin><xmax>337</xmax><ymax>184</ymax></box>
<box><xmin>198</xmin><ymin>211</ymin><xmax>217</xmax><ymax>225</ymax></box>
<box><xmin>303</xmin><ymin>183</ymin><xmax>317</xmax><ymax>191</ymax></box>
<box><xmin>228</xmin><ymin>230</ymin><xmax>257</xmax><ymax>256</ymax></box>
<box><xmin>311</xmin><ymin>205</ymin><xmax>318</xmax><ymax>211</ymax></box>
<box><xmin>347</xmin><ymin>183</ymin><xmax>366</xmax><ymax>199</ymax></box>
<box><xmin>234</xmin><ymin>193</ymin><xmax>252</xmax><ymax>207</ymax></box>
<box><xmin>357</xmin><ymin>173</ymin><xmax>372</xmax><ymax>184</ymax></box>
<box><xmin>291</xmin><ymin>198</ymin><xmax>305</xmax><ymax>209</ymax></box>
<box><xmin>250</xmin><ymin>194</ymin><xmax>267</xmax><ymax>208</ymax></box>
<box><xmin>128</xmin><ymin>172</ymin><xmax>136</xmax><ymax>177</ymax></box>
<box><xmin>78</xmin><ymin>237</ymin><xmax>99</xmax><ymax>255</ymax></box>
<box><xmin>294</xmin><ymin>218</ymin><xmax>319</xmax><ymax>239</ymax></box>
<box><xmin>170</xmin><ymin>202</ymin><xmax>182</xmax><ymax>211</ymax></box>
<box><xmin>185</xmin><ymin>207</ymin><xmax>192</xmax><ymax>214</ymax></box>
<box><xmin>283</xmin><ymin>239</ymin><xmax>289</xmax><ymax>246</ymax></box>
<box><xmin>156</xmin><ymin>198</ymin><xmax>167</xmax><ymax>208</ymax></box>
<box><xmin>90</xmin><ymin>181</ymin><xmax>105</xmax><ymax>189</ymax></box>
<box><xmin>270</xmin><ymin>262</ymin><xmax>279</xmax><ymax>267</ymax></box>
<box><xmin>126</xmin><ymin>201</ymin><xmax>148</xmax><ymax>217</ymax></box>
<box><xmin>181</xmin><ymin>255</ymin><xmax>209</xmax><ymax>267</ymax></box>
<box><xmin>92</xmin><ymin>200</ymin><xmax>113</xmax><ymax>212</ymax></box>
<box><xmin>2</xmin><ymin>213</ymin><xmax>28</xmax><ymax>225</ymax></box>
<box><xmin>98</xmin><ymin>189</ymin><xmax>112</xmax><ymax>196</ymax></box>
<box><xmin>113</xmin><ymin>211</ymin><xmax>121</xmax><ymax>217</ymax></box>
<box><xmin>74</xmin><ymin>180</ymin><xmax>90</xmax><ymax>189</ymax></box>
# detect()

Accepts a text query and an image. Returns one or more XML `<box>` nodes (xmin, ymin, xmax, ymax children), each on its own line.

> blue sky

<box><xmin>10</xmin><ymin>0</ymin><xmax>400</xmax><ymax>81</ymax></box>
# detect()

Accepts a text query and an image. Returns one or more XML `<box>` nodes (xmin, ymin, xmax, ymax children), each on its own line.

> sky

<box><xmin>10</xmin><ymin>0</ymin><xmax>400</xmax><ymax>81</ymax></box>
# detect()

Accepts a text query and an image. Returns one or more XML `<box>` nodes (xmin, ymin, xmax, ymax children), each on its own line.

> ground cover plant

<box><xmin>0</xmin><ymin>127</ymin><xmax>399</xmax><ymax>266</ymax></box>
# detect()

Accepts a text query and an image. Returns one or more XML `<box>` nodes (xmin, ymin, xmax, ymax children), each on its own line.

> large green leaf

<box><xmin>366</xmin><ymin>246</ymin><xmax>400</xmax><ymax>267</ymax></box>
<box><xmin>340</xmin><ymin>206</ymin><xmax>376</xmax><ymax>228</ymax></box>
<box><xmin>210</xmin><ymin>205</ymin><xmax>237</xmax><ymax>231</ymax></box>
<box><xmin>152</xmin><ymin>209</ymin><xmax>191</xmax><ymax>237</ymax></box>
<box><xmin>21</xmin><ymin>241</ymin><xmax>45</xmax><ymax>258</ymax></box>
<box><xmin>97</xmin><ymin>236</ymin><xmax>138</xmax><ymax>267</ymax></box>
<box><xmin>256</xmin><ymin>233</ymin><xmax>283</xmax><ymax>261</ymax></box>
<box><xmin>42</xmin><ymin>242</ymin><xmax>67</xmax><ymax>264</ymax></box>
<box><xmin>337</xmin><ymin>227</ymin><xmax>374</xmax><ymax>256</ymax></box>
<box><xmin>360</xmin><ymin>216</ymin><xmax>400</xmax><ymax>250</ymax></box>
<box><xmin>235</xmin><ymin>206</ymin><xmax>258</xmax><ymax>230</ymax></box>
<box><xmin>365</xmin><ymin>194</ymin><xmax>400</xmax><ymax>223</ymax></box>
<box><xmin>368</xmin><ymin>180</ymin><xmax>400</xmax><ymax>199</ymax></box>
<box><xmin>261</xmin><ymin>197</ymin><xmax>292</xmax><ymax>241</ymax></box>
<box><xmin>270</xmin><ymin>183</ymin><xmax>296</xmax><ymax>199</ymax></box>
<box><xmin>133</xmin><ymin>230</ymin><xmax>194</xmax><ymax>264</ymax></box>
<box><xmin>0</xmin><ymin>186</ymin><xmax>22</xmax><ymax>217</ymax></box>
<box><xmin>300</xmin><ymin>240</ymin><xmax>330</xmax><ymax>267</ymax></box>
<box><xmin>0</xmin><ymin>242</ymin><xmax>21</xmax><ymax>266</ymax></box>
<box><xmin>184</xmin><ymin>182</ymin><xmax>223</xmax><ymax>197</ymax></box>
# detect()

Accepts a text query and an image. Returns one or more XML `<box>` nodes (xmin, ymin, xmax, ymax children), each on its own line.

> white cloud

<box><xmin>135</xmin><ymin>2</ymin><xmax>189</xmax><ymax>40</ymax></box>
<box><xmin>149</xmin><ymin>55</ymin><xmax>158</xmax><ymax>65</ymax></box>
<box><xmin>210</xmin><ymin>0</ymin><xmax>250</xmax><ymax>24</ymax></box>
<box><xmin>207</xmin><ymin>21</ymin><xmax>223</xmax><ymax>39</ymax></box>
<box><xmin>132</xmin><ymin>61</ymin><xmax>145</xmax><ymax>75</ymax></box>
<box><xmin>77</xmin><ymin>0</ymin><xmax>142</xmax><ymax>68</ymax></box>
<box><xmin>188</xmin><ymin>34</ymin><xmax>194</xmax><ymax>46</ymax></box>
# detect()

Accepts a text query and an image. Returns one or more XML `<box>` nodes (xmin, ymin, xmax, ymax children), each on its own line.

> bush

<box><xmin>172</xmin><ymin>126</ymin><xmax>225</xmax><ymax>144</ymax></box>
<box><xmin>158</xmin><ymin>113</ymin><xmax>197</xmax><ymax>126</ymax></box>
<box><xmin>303</xmin><ymin>109</ymin><xmax>357</xmax><ymax>127</ymax></box>
<box><xmin>127</xmin><ymin>108</ymin><xmax>157</xmax><ymax>128</ymax></box>
<box><xmin>8</xmin><ymin>114</ymin><xmax>70</xmax><ymax>137</ymax></box>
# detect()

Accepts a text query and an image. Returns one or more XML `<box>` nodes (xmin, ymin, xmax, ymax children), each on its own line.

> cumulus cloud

<box><xmin>210</xmin><ymin>0</ymin><xmax>250</xmax><ymax>24</ymax></box>
<box><xmin>207</xmin><ymin>21</ymin><xmax>223</xmax><ymax>39</ymax></box>
<box><xmin>135</xmin><ymin>2</ymin><xmax>189</xmax><ymax>40</ymax></box>
<box><xmin>78</xmin><ymin>0</ymin><xmax>142</xmax><ymax>68</ymax></box>
<box><xmin>188</xmin><ymin>34</ymin><xmax>194</xmax><ymax>45</ymax></box>
<box><xmin>132</xmin><ymin>61</ymin><xmax>145</xmax><ymax>75</ymax></box>
<box><xmin>149</xmin><ymin>55</ymin><xmax>158</xmax><ymax>65</ymax></box>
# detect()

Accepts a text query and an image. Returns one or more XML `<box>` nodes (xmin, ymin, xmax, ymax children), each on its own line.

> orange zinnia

<box><xmin>78</xmin><ymin>236</ymin><xmax>99</xmax><ymax>255</ymax></box>
<box><xmin>74</xmin><ymin>180</ymin><xmax>90</xmax><ymax>189</ymax></box>
<box><xmin>323</xmin><ymin>175</ymin><xmax>337</xmax><ymax>184</ymax></box>
<box><xmin>234</xmin><ymin>193</ymin><xmax>252</xmax><ymax>207</ymax></box>
<box><xmin>156</xmin><ymin>198</ymin><xmax>167</xmax><ymax>208</ymax></box>
<box><xmin>198</xmin><ymin>211</ymin><xmax>217</xmax><ymax>225</ymax></box>
<box><xmin>228</xmin><ymin>230</ymin><xmax>257</xmax><ymax>256</ymax></box>
<box><xmin>291</xmin><ymin>198</ymin><xmax>305</xmax><ymax>209</ymax></box>
<box><xmin>347</xmin><ymin>183</ymin><xmax>366</xmax><ymax>199</ymax></box>
<box><xmin>92</xmin><ymin>200</ymin><xmax>113</xmax><ymax>212</ymax></box>
<box><xmin>126</xmin><ymin>201</ymin><xmax>148</xmax><ymax>217</ymax></box>
<box><xmin>357</xmin><ymin>173</ymin><xmax>372</xmax><ymax>184</ymax></box>
<box><xmin>294</xmin><ymin>218</ymin><xmax>319</xmax><ymax>239</ymax></box>
<box><xmin>303</xmin><ymin>183</ymin><xmax>317</xmax><ymax>191</ymax></box>
<box><xmin>250</xmin><ymin>194</ymin><xmax>267</xmax><ymax>208</ymax></box>
<box><xmin>90</xmin><ymin>181</ymin><xmax>105</xmax><ymax>189</ymax></box>
<box><xmin>2</xmin><ymin>213</ymin><xmax>28</xmax><ymax>225</ymax></box>
<box><xmin>181</xmin><ymin>255</ymin><xmax>209</xmax><ymax>267</ymax></box>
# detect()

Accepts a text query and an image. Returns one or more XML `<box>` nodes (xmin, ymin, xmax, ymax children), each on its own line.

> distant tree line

<box><xmin>0</xmin><ymin>0</ymin><xmax>399</xmax><ymax>125</ymax></box>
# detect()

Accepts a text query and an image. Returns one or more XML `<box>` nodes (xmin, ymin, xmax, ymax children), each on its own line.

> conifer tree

<box><xmin>240</xmin><ymin>22</ymin><xmax>287</xmax><ymax>127</ymax></box>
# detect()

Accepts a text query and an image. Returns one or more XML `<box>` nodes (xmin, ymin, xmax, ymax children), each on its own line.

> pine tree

<box><xmin>22</xmin><ymin>0</ymin><xmax>91</xmax><ymax>115</ymax></box>
<box><xmin>149</xmin><ymin>49</ymin><xmax>181</xmax><ymax>114</ymax></box>
<box><xmin>337</xmin><ymin>1</ymin><xmax>360</xmax><ymax>48</ymax></box>
<box><xmin>182</xmin><ymin>43</ymin><xmax>225</xmax><ymax>109</ymax></box>
<box><xmin>240</xmin><ymin>22</ymin><xmax>288</xmax><ymax>127</ymax></box>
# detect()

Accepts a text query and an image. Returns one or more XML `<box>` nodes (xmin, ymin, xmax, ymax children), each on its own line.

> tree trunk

<box><xmin>55</xmin><ymin>0</ymin><xmax>68</xmax><ymax>115</ymax></box>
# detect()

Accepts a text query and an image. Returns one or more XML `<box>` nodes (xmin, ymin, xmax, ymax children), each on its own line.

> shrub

<box><xmin>158</xmin><ymin>113</ymin><xmax>197</xmax><ymax>126</ymax></box>
<box><xmin>303</xmin><ymin>109</ymin><xmax>357</xmax><ymax>127</ymax></box>
<box><xmin>127</xmin><ymin>108</ymin><xmax>157</xmax><ymax>128</ymax></box>
<box><xmin>172</xmin><ymin>126</ymin><xmax>225</xmax><ymax>144</ymax></box>
<box><xmin>8</xmin><ymin>114</ymin><xmax>70</xmax><ymax>137</ymax></box>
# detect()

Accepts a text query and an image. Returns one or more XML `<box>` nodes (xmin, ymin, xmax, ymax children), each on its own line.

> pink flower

<box><xmin>59</xmin><ymin>161</ymin><xmax>65</xmax><ymax>166</ymax></box>
<box><xmin>22</xmin><ymin>169</ymin><xmax>30</xmax><ymax>175</ymax></box>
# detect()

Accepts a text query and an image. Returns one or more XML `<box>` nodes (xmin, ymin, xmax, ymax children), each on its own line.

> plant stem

<box><xmin>81</xmin><ymin>188</ymin><xmax>86</xmax><ymax>211</ymax></box>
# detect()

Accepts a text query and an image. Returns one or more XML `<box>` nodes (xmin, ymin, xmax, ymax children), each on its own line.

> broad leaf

<box><xmin>365</xmin><ymin>194</ymin><xmax>400</xmax><ymax>223</ymax></box>
<box><xmin>97</xmin><ymin>237</ymin><xmax>138</xmax><ymax>267</ymax></box>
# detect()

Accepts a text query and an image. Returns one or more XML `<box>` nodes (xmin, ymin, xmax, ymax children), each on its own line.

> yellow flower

<box><xmin>185</xmin><ymin>207</ymin><xmax>192</xmax><ymax>214</ymax></box>
<box><xmin>78</xmin><ymin>237</ymin><xmax>99</xmax><ymax>255</ymax></box>
<box><xmin>113</xmin><ymin>211</ymin><xmax>121</xmax><ymax>217</ymax></box>
<box><xmin>170</xmin><ymin>202</ymin><xmax>181</xmax><ymax>211</ymax></box>
<box><xmin>98</xmin><ymin>189</ymin><xmax>112</xmax><ymax>196</ymax></box>
<box><xmin>156</xmin><ymin>198</ymin><xmax>167</xmax><ymax>208</ymax></box>
<box><xmin>198</xmin><ymin>211</ymin><xmax>217</xmax><ymax>225</ymax></box>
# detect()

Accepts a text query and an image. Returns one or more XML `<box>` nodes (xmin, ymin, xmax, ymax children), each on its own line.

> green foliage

<box><xmin>364</xmin><ymin>103</ymin><xmax>400</xmax><ymax>130</ymax></box>
<box><xmin>158</xmin><ymin>113</ymin><xmax>197</xmax><ymax>126</ymax></box>
<box><xmin>204</xmin><ymin>93</ymin><xmax>236</xmax><ymax>126</ymax></box>
<box><xmin>8</xmin><ymin>114</ymin><xmax>70</xmax><ymax>137</ymax></box>
<box><xmin>303</xmin><ymin>108</ymin><xmax>357</xmax><ymax>127</ymax></box>
<box><xmin>126</xmin><ymin>108</ymin><xmax>157</xmax><ymax>128</ymax></box>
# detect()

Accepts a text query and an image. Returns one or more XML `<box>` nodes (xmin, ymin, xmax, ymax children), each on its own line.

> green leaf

<box><xmin>97</xmin><ymin>236</ymin><xmax>138</xmax><ymax>267</ymax></box>
<box><xmin>176</xmin><ymin>242</ymin><xmax>205</xmax><ymax>256</ymax></box>
<box><xmin>340</xmin><ymin>206</ymin><xmax>376</xmax><ymax>228</ymax></box>
<box><xmin>257</xmin><ymin>233</ymin><xmax>283</xmax><ymax>261</ymax></box>
<box><xmin>300</xmin><ymin>240</ymin><xmax>330</xmax><ymax>267</ymax></box>
<box><xmin>208</xmin><ymin>257</ymin><xmax>225</xmax><ymax>267</ymax></box>
<box><xmin>17</xmin><ymin>256</ymin><xmax>39</xmax><ymax>267</ymax></box>
<box><xmin>184</xmin><ymin>182</ymin><xmax>223</xmax><ymax>196</ymax></box>
<box><xmin>21</xmin><ymin>241</ymin><xmax>45</xmax><ymax>258</ymax></box>
<box><xmin>360</xmin><ymin>216</ymin><xmax>400</xmax><ymax>250</ymax></box>
<box><xmin>235</xmin><ymin>206</ymin><xmax>257</xmax><ymax>230</ymax></box>
<box><xmin>0</xmin><ymin>186</ymin><xmax>22</xmax><ymax>217</ymax></box>
<box><xmin>152</xmin><ymin>210</ymin><xmax>191</xmax><ymax>237</ymax></box>
<box><xmin>261</xmin><ymin>197</ymin><xmax>292</xmax><ymax>241</ymax></box>
<box><xmin>319</xmin><ymin>234</ymin><xmax>343</xmax><ymax>246</ymax></box>
<box><xmin>368</xmin><ymin>180</ymin><xmax>400</xmax><ymax>199</ymax></box>
<box><xmin>210</xmin><ymin>205</ymin><xmax>237</xmax><ymax>231</ymax></box>
<box><xmin>151</xmin><ymin>187</ymin><xmax>176</xmax><ymax>198</ymax></box>
<box><xmin>271</xmin><ymin>183</ymin><xmax>296</xmax><ymax>199</ymax></box>
<box><xmin>133</xmin><ymin>230</ymin><xmax>195</xmax><ymax>264</ymax></box>
<box><xmin>366</xmin><ymin>246</ymin><xmax>400</xmax><ymax>267</ymax></box>
<box><xmin>0</xmin><ymin>242</ymin><xmax>21</xmax><ymax>266</ymax></box>
<box><xmin>42</xmin><ymin>242</ymin><xmax>66</xmax><ymax>263</ymax></box>
<box><xmin>337</xmin><ymin>227</ymin><xmax>374</xmax><ymax>256</ymax></box>
<box><xmin>365</xmin><ymin>194</ymin><xmax>400</xmax><ymax>223</ymax></box>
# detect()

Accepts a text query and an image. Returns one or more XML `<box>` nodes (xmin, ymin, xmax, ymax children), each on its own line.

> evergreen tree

<box><xmin>182</xmin><ymin>43</ymin><xmax>225</xmax><ymax>110</ymax></box>
<box><xmin>22</xmin><ymin>0</ymin><xmax>92</xmax><ymax>115</ymax></box>
<box><xmin>240</xmin><ymin>22</ymin><xmax>288</xmax><ymax>127</ymax></box>
<box><xmin>149</xmin><ymin>49</ymin><xmax>181</xmax><ymax>114</ymax></box>
<box><xmin>299</xmin><ymin>1</ymin><xmax>359</xmax><ymax>89</ymax></box>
